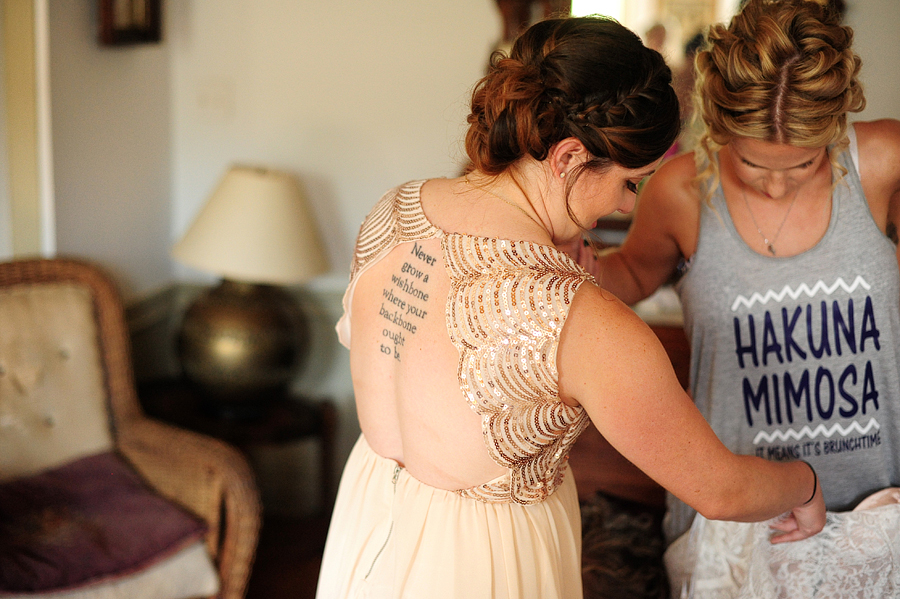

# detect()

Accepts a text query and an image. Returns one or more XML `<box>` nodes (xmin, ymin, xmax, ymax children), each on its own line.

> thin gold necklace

<box><xmin>740</xmin><ymin>184</ymin><xmax>799</xmax><ymax>256</ymax></box>
<box><xmin>464</xmin><ymin>175</ymin><xmax>546</xmax><ymax>232</ymax></box>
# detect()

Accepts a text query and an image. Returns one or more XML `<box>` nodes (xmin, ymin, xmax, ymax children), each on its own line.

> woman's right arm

<box><xmin>574</xmin><ymin>152</ymin><xmax>701</xmax><ymax>305</ymax></box>
<box><xmin>558</xmin><ymin>284</ymin><xmax>826</xmax><ymax>541</ymax></box>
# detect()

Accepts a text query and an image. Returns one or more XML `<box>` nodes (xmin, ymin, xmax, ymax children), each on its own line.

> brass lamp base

<box><xmin>177</xmin><ymin>279</ymin><xmax>309</xmax><ymax>410</ymax></box>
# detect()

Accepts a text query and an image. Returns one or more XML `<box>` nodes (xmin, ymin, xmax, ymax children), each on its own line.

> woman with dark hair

<box><xmin>314</xmin><ymin>16</ymin><xmax>824</xmax><ymax>599</ymax></box>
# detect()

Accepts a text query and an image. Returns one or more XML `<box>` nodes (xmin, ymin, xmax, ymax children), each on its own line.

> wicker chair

<box><xmin>0</xmin><ymin>258</ymin><xmax>261</xmax><ymax>599</ymax></box>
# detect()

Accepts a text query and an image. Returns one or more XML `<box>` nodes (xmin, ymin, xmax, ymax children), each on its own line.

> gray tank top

<box><xmin>668</xmin><ymin>143</ymin><xmax>900</xmax><ymax>542</ymax></box>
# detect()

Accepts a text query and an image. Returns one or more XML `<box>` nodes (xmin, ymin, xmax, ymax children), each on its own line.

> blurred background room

<box><xmin>0</xmin><ymin>1</ymin><xmax>896</xmax><ymax>597</ymax></box>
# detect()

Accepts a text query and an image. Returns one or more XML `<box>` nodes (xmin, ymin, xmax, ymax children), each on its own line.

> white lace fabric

<box><xmin>665</xmin><ymin>488</ymin><xmax>900</xmax><ymax>598</ymax></box>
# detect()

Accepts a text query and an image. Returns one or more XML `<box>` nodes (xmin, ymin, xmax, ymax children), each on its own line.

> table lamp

<box><xmin>172</xmin><ymin>165</ymin><xmax>329</xmax><ymax>412</ymax></box>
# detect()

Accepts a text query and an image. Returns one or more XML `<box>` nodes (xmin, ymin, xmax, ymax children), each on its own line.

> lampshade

<box><xmin>172</xmin><ymin>165</ymin><xmax>329</xmax><ymax>285</ymax></box>
<box><xmin>171</xmin><ymin>165</ymin><xmax>328</xmax><ymax>412</ymax></box>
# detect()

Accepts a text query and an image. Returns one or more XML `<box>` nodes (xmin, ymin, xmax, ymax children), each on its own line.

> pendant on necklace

<box><xmin>741</xmin><ymin>184</ymin><xmax>799</xmax><ymax>259</ymax></box>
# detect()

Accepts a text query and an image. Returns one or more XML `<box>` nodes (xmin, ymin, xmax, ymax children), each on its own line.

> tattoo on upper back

<box><xmin>378</xmin><ymin>241</ymin><xmax>436</xmax><ymax>361</ymax></box>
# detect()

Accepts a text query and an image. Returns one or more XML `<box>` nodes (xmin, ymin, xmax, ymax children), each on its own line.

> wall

<box><xmin>846</xmin><ymin>0</ymin><xmax>900</xmax><ymax>121</ymax></box>
<box><xmin>49</xmin><ymin>2</ymin><xmax>172</xmax><ymax>299</ymax></box>
<box><xmin>0</xmin><ymin>8</ymin><xmax>10</xmax><ymax>259</ymax></box>
<box><xmin>4</xmin><ymin>0</ymin><xmax>52</xmax><ymax>259</ymax></box>
<box><xmin>167</xmin><ymin>1</ymin><xmax>501</xmax><ymax>291</ymax></box>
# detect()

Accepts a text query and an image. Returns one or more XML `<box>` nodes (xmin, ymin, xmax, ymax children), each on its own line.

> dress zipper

<box><xmin>364</xmin><ymin>465</ymin><xmax>402</xmax><ymax>580</ymax></box>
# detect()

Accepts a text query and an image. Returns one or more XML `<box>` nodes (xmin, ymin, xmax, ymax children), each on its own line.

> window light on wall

<box><xmin>570</xmin><ymin>0</ymin><xmax>623</xmax><ymax>20</ymax></box>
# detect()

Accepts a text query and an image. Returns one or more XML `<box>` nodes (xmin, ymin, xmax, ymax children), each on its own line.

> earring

<box><xmin>560</xmin><ymin>171</ymin><xmax>566</xmax><ymax>178</ymax></box>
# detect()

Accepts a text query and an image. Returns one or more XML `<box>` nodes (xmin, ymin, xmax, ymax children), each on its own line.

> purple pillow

<box><xmin>0</xmin><ymin>451</ymin><xmax>207</xmax><ymax>593</ymax></box>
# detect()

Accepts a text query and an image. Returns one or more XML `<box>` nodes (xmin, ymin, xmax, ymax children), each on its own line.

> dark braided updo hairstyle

<box><xmin>465</xmin><ymin>17</ymin><xmax>680</xmax><ymax>179</ymax></box>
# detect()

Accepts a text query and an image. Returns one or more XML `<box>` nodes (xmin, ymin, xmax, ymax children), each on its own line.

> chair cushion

<box><xmin>0</xmin><ymin>452</ymin><xmax>208</xmax><ymax>593</ymax></box>
<box><xmin>3</xmin><ymin>542</ymin><xmax>220</xmax><ymax>599</ymax></box>
<box><xmin>0</xmin><ymin>283</ymin><xmax>114</xmax><ymax>480</ymax></box>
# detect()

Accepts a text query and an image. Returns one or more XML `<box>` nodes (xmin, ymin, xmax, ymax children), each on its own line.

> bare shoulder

<box><xmin>623</xmin><ymin>151</ymin><xmax>702</xmax><ymax>266</ymax></box>
<box><xmin>854</xmin><ymin>120</ymin><xmax>900</xmax><ymax>233</ymax></box>
<box><xmin>642</xmin><ymin>152</ymin><xmax>700</xmax><ymax>204</ymax></box>
<box><xmin>854</xmin><ymin>118</ymin><xmax>900</xmax><ymax>146</ymax></box>
<box><xmin>855</xmin><ymin>119</ymin><xmax>900</xmax><ymax>179</ymax></box>
<box><xmin>564</xmin><ymin>281</ymin><xmax>647</xmax><ymax>337</ymax></box>
<box><xmin>419</xmin><ymin>176</ymin><xmax>462</xmax><ymax>205</ymax></box>
<box><xmin>419</xmin><ymin>176</ymin><xmax>480</xmax><ymax>232</ymax></box>
<box><xmin>558</xmin><ymin>281</ymin><xmax>677</xmax><ymax>407</ymax></box>
<box><xmin>635</xmin><ymin>152</ymin><xmax>701</xmax><ymax>233</ymax></box>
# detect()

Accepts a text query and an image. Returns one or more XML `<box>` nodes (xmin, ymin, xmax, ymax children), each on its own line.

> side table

<box><xmin>138</xmin><ymin>378</ymin><xmax>337</xmax><ymax>514</ymax></box>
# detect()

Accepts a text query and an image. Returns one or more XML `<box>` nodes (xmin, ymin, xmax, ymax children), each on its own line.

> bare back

<box><xmin>349</xmin><ymin>233</ymin><xmax>500</xmax><ymax>489</ymax></box>
<box><xmin>343</xmin><ymin>179</ymin><xmax>591</xmax><ymax>498</ymax></box>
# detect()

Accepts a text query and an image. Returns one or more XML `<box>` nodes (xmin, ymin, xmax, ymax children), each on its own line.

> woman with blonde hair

<box><xmin>314</xmin><ymin>15</ymin><xmax>825</xmax><ymax>599</ymax></box>
<box><xmin>573</xmin><ymin>0</ymin><xmax>900</xmax><ymax>595</ymax></box>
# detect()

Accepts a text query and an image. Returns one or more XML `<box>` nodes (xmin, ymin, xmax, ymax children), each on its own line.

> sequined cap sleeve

<box><xmin>336</xmin><ymin>180</ymin><xmax>440</xmax><ymax>347</ymax></box>
<box><xmin>445</xmin><ymin>235</ymin><xmax>593</xmax><ymax>504</ymax></box>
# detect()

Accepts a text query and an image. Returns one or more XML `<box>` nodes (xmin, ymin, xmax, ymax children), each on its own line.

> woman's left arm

<box><xmin>855</xmin><ymin>119</ymin><xmax>900</xmax><ymax>242</ymax></box>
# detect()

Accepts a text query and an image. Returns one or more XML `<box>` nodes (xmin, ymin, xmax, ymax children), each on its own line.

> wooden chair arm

<box><xmin>118</xmin><ymin>418</ymin><xmax>261</xmax><ymax>599</ymax></box>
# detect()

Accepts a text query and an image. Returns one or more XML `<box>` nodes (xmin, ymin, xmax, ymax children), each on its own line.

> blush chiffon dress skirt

<box><xmin>314</xmin><ymin>435</ymin><xmax>584</xmax><ymax>599</ymax></box>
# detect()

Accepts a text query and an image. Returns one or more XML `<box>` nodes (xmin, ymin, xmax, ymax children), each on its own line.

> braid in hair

<box><xmin>465</xmin><ymin>17</ymin><xmax>680</xmax><ymax>176</ymax></box>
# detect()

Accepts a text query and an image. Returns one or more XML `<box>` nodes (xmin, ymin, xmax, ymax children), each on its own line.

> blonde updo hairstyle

<box><xmin>465</xmin><ymin>16</ymin><xmax>680</xmax><ymax>221</ymax></box>
<box><xmin>694</xmin><ymin>0</ymin><xmax>865</xmax><ymax>198</ymax></box>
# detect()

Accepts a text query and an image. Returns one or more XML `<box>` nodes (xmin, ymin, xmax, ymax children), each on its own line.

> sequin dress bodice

<box><xmin>337</xmin><ymin>180</ymin><xmax>593</xmax><ymax>504</ymax></box>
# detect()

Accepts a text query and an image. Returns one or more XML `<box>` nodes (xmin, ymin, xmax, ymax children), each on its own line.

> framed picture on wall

<box><xmin>98</xmin><ymin>0</ymin><xmax>162</xmax><ymax>46</ymax></box>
